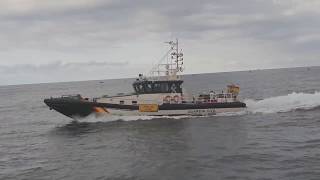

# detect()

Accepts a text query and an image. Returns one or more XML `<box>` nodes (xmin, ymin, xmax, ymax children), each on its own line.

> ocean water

<box><xmin>1</xmin><ymin>66</ymin><xmax>320</xmax><ymax>180</ymax></box>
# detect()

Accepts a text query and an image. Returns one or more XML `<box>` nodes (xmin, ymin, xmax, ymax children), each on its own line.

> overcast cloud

<box><xmin>0</xmin><ymin>0</ymin><xmax>319</xmax><ymax>85</ymax></box>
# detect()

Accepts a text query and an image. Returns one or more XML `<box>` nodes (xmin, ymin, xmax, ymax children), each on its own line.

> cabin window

<box><xmin>133</xmin><ymin>80</ymin><xmax>183</xmax><ymax>94</ymax></box>
<box><xmin>170</xmin><ymin>83</ymin><xmax>177</xmax><ymax>93</ymax></box>
<box><xmin>139</xmin><ymin>84</ymin><xmax>144</xmax><ymax>93</ymax></box>
<box><xmin>133</xmin><ymin>86</ymin><xmax>138</xmax><ymax>93</ymax></box>
<box><xmin>144</xmin><ymin>83</ymin><xmax>153</xmax><ymax>93</ymax></box>
<box><xmin>153</xmin><ymin>83</ymin><xmax>161</xmax><ymax>93</ymax></box>
<box><xmin>120</xmin><ymin>100</ymin><xmax>124</xmax><ymax>105</ymax></box>
<box><xmin>176</xmin><ymin>83</ymin><xmax>182</xmax><ymax>93</ymax></box>
<box><xmin>160</xmin><ymin>83</ymin><xmax>169</xmax><ymax>92</ymax></box>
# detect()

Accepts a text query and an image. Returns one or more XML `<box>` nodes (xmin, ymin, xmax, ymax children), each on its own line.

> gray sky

<box><xmin>0</xmin><ymin>0</ymin><xmax>319</xmax><ymax>85</ymax></box>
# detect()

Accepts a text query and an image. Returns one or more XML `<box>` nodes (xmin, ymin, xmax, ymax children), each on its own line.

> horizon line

<box><xmin>1</xmin><ymin>65</ymin><xmax>318</xmax><ymax>87</ymax></box>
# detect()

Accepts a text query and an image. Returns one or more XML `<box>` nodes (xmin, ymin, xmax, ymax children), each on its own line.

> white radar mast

<box><xmin>149</xmin><ymin>39</ymin><xmax>184</xmax><ymax>80</ymax></box>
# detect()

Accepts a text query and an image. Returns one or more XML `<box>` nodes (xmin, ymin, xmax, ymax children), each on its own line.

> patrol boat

<box><xmin>44</xmin><ymin>39</ymin><xmax>246</xmax><ymax>118</ymax></box>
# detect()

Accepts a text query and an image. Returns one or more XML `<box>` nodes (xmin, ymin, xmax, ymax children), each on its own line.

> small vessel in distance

<box><xmin>44</xmin><ymin>39</ymin><xmax>246</xmax><ymax>118</ymax></box>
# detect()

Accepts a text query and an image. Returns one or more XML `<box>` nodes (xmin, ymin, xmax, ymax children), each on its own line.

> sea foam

<box><xmin>245</xmin><ymin>91</ymin><xmax>320</xmax><ymax>114</ymax></box>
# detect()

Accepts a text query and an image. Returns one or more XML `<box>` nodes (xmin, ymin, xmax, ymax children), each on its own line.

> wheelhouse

<box><xmin>133</xmin><ymin>80</ymin><xmax>183</xmax><ymax>94</ymax></box>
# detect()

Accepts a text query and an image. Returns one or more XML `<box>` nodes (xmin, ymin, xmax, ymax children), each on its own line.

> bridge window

<box><xmin>133</xmin><ymin>81</ymin><xmax>183</xmax><ymax>94</ymax></box>
<box><xmin>153</xmin><ymin>83</ymin><xmax>161</xmax><ymax>92</ymax></box>
<box><xmin>170</xmin><ymin>83</ymin><xmax>177</xmax><ymax>93</ymax></box>
<box><xmin>160</xmin><ymin>83</ymin><xmax>169</xmax><ymax>92</ymax></box>
<box><xmin>145</xmin><ymin>83</ymin><xmax>153</xmax><ymax>93</ymax></box>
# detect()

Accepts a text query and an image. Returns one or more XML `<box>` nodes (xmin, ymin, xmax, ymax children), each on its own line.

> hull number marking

<box><xmin>188</xmin><ymin>109</ymin><xmax>216</xmax><ymax>115</ymax></box>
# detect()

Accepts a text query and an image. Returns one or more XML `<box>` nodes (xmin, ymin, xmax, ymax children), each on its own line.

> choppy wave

<box><xmin>245</xmin><ymin>92</ymin><xmax>320</xmax><ymax>114</ymax></box>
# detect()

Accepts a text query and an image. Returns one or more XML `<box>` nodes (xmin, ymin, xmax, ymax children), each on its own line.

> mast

<box><xmin>176</xmin><ymin>39</ymin><xmax>180</xmax><ymax>71</ymax></box>
<box><xmin>149</xmin><ymin>38</ymin><xmax>184</xmax><ymax>80</ymax></box>
<box><xmin>167</xmin><ymin>38</ymin><xmax>184</xmax><ymax>77</ymax></box>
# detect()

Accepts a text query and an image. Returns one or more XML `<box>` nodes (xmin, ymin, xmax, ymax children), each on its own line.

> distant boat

<box><xmin>44</xmin><ymin>39</ymin><xmax>246</xmax><ymax>119</ymax></box>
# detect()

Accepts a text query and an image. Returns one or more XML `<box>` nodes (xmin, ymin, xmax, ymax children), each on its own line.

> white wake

<box><xmin>245</xmin><ymin>91</ymin><xmax>320</xmax><ymax>114</ymax></box>
<box><xmin>78</xmin><ymin>114</ymin><xmax>190</xmax><ymax>123</ymax></box>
